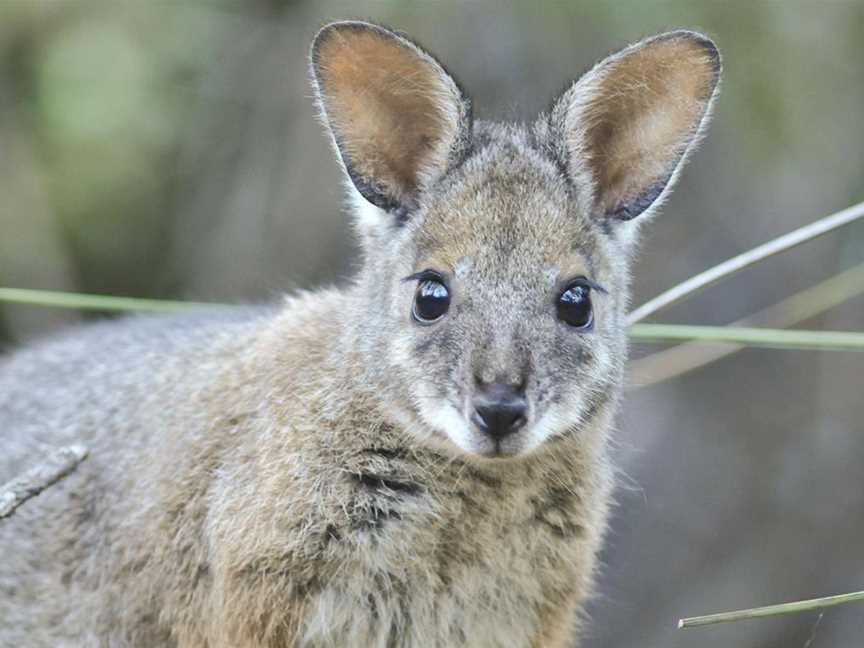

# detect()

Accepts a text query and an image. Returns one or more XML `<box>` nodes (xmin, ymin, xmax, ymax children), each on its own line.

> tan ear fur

<box><xmin>311</xmin><ymin>22</ymin><xmax>467</xmax><ymax>211</ymax></box>
<box><xmin>563</xmin><ymin>32</ymin><xmax>720</xmax><ymax>220</ymax></box>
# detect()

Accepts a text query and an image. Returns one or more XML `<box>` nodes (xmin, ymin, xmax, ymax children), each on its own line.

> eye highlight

<box><xmin>556</xmin><ymin>279</ymin><xmax>593</xmax><ymax>330</ymax></box>
<box><xmin>411</xmin><ymin>273</ymin><xmax>450</xmax><ymax>324</ymax></box>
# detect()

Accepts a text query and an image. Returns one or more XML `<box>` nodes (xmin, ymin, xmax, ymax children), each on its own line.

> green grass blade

<box><xmin>3</xmin><ymin>288</ymin><xmax>863</xmax><ymax>351</ymax></box>
<box><xmin>629</xmin><ymin>324</ymin><xmax>864</xmax><ymax>350</ymax></box>
<box><xmin>0</xmin><ymin>287</ymin><xmax>224</xmax><ymax>313</ymax></box>
<box><xmin>628</xmin><ymin>200</ymin><xmax>864</xmax><ymax>324</ymax></box>
<box><xmin>679</xmin><ymin>590</ymin><xmax>864</xmax><ymax>629</ymax></box>
<box><xmin>629</xmin><ymin>262</ymin><xmax>864</xmax><ymax>387</ymax></box>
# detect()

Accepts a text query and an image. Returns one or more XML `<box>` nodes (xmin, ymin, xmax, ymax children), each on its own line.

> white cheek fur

<box><xmin>415</xmin><ymin>388</ymin><xmax>474</xmax><ymax>452</ymax></box>
<box><xmin>525</xmin><ymin>403</ymin><xmax>570</xmax><ymax>449</ymax></box>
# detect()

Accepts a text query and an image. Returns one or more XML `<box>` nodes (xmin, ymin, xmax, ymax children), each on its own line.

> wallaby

<box><xmin>0</xmin><ymin>20</ymin><xmax>720</xmax><ymax>648</ymax></box>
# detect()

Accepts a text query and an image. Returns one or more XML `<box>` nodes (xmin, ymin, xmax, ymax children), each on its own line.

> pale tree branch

<box><xmin>628</xmin><ymin>200</ymin><xmax>864</xmax><ymax>325</ymax></box>
<box><xmin>0</xmin><ymin>444</ymin><xmax>89</xmax><ymax>519</ymax></box>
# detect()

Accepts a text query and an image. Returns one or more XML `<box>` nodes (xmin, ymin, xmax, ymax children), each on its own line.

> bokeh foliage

<box><xmin>1</xmin><ymin>2</ymin><xmax>863</xmax><ymax>647</ymax></box>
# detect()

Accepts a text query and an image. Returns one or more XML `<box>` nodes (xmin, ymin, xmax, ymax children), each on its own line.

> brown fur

<box><xmin>532</xmin><ymin>592</ymin><xmax>582</xmax><ymax>648</ymax></box>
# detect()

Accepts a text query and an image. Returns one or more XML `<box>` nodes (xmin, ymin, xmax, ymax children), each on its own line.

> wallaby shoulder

<box><xmin>0</xmin><ymin>290</ymin><xmax>345</xmax><ymax>646</ymax></box>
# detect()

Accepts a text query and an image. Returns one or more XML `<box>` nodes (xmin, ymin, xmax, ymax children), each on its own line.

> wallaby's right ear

<box><xmin>311</xmin><ymin>21</ymin><xmax>471</xmax><ymax>227</ymax></box>
<box><xmin>548</xmin><ymin>31</ymin><xmax>721</xmax><ymax>225</ymax></box>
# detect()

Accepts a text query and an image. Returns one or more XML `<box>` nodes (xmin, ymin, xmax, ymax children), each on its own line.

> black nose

<box><xmin>471</xmin><ymin>383</ymin><xmax>528</xmax><ymax>440</ymax></box>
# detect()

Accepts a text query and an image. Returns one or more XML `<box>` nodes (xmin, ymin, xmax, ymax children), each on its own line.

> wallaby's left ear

<box><xmin>311</xmin><ymin>21</ymin><xmax>471</xmax><ymax>225</ymax></box>
<box><xmin>548</xmin><ymin>31</ymin><xmax>720</xmax><ymax>223</ymax></box>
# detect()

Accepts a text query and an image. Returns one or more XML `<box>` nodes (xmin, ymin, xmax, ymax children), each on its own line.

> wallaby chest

<box><xmin>287</xmin><ymin>439</ymin><xmax>604</xmax><ymax>646</ymax></box>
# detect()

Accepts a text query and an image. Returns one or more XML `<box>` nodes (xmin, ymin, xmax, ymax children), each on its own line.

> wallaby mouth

<box><xmin>479</xmin><ymin>439</ymin><xmax>528</xmax><ymax>459</ymax></box>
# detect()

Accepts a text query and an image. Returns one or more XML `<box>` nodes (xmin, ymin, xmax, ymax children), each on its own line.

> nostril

<box><xmin>509</xmin><ymin>412</ymin><xmax>527</xmax><ymax>431</ymax></box>
<box><xmin>471</xmin><ymin>408</ymin><xmax>489</xmax><ymax>431</ymax></box>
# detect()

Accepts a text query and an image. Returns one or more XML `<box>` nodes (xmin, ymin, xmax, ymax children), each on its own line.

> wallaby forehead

<box><xmin>414</xmin><ymin>129</ymin><xmax>598</xmax><ymax>278</ymax></box>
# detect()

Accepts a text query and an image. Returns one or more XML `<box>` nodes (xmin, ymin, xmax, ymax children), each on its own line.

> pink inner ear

<box><xmin>578</xmin><ymin>35</ymin><xmax>719</xmax><ymax>215</ymax></box>
<box><xmin>314</xmin><ymin>26</ymin><xmax>461</xmax><ymax>206</ymax></box>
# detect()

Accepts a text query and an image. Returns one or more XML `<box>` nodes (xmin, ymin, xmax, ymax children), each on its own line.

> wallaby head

<box><xmin>311</xmin><ymin>21</ymin><xmax>719</xmax><ymax>459</ymax></box>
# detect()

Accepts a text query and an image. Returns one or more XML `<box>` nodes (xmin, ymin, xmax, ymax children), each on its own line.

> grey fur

<box><xmin>0</xmin><ymin>22</ymin><xmax>720</xmax><ymax>647</ymax></box>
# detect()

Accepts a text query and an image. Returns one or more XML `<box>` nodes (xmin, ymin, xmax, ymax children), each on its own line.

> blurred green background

<box><xmin>1</xmin><ymin>1</ymin><xmax>863</xmax><ymax>646</ymax></box>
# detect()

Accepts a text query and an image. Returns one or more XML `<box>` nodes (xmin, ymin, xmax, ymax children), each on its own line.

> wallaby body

<box><xmin>0</xmin><ymin>22</ymin><xmax>720</xmax><ymax>647</ymax></box>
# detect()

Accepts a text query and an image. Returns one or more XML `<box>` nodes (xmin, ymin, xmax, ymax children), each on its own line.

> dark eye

<box><xmin>556</xmin><ymin>281</ymin><xmax>593</xmax><ymax>329</ymax></box>
<box><xmin>413</xmin><ymin>279</ymin><xmax>450</xmax><ymax>323</ymax></box>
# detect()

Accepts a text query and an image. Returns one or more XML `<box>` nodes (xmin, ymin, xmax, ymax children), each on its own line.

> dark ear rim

<box><xmin>543</xmin><ymin>30</ymin><xmax>721</xmax><ymax>224</ymax></box>
<box><xmin>309</xmin><ymin>20</ymin><xmax>473</xmax><ymax>218</ymax></box>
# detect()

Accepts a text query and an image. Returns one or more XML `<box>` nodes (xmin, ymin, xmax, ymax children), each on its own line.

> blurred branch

<box><xmin>628</xmin><ymin>200</ymin><xmax>864</xmax><ymax>324</ymax></box>
<box><xmin>679</xmin><ymin>590</ymin><xmax>864</xmax><ymax>629</ymax></box>
<box><xmin>0</xmin><ymin>287</ymin><xmax>222</xmax><ymax>313</ymax></box>
<box><xmin>628</xmin><ymin>324</ymin><xmax>864</xmax><ymax>350</ymax></box>
<box><xmin>0</xmin><ymin>444</ymin><xmax>89</xmax><ymax>519</ymax></box>
<box><xmin>629</xmin><ymin>262</ymin><xmax>864</xmax><ymax>388</ymax></box>
<box><xmin>3</xmin><ymin>287</ymin><xmax>864</xmax><ymax>350</ymax></box>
